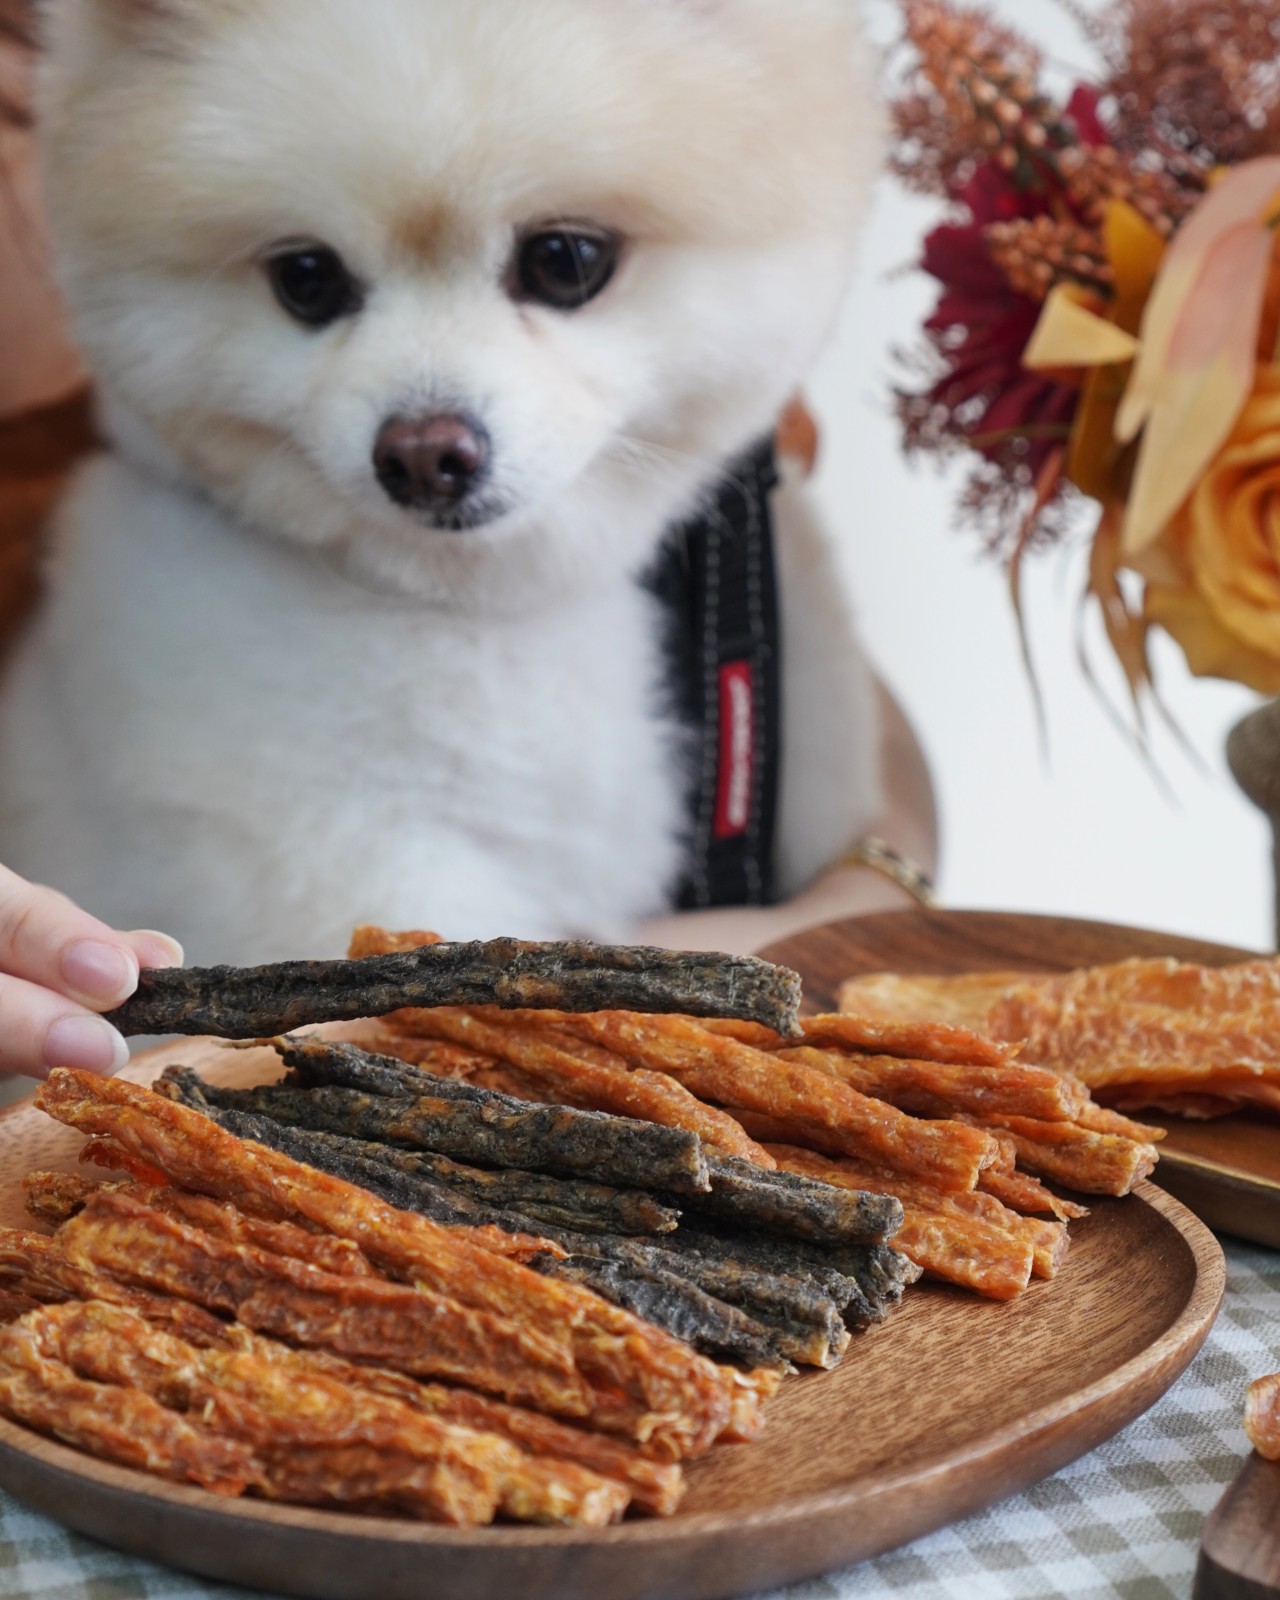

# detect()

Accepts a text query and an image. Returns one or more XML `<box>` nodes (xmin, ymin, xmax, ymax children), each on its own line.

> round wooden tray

<box><xmin>0</xmin><ymin>912</ymin><xmax>1228</xmax><ymax>1600</ymax></box>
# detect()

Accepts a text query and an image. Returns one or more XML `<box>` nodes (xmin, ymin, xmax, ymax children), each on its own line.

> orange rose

<box><xmin>1135</xmin><ymin>363</ymin><xmax>1280</xmax><ymax>694</ymax></box>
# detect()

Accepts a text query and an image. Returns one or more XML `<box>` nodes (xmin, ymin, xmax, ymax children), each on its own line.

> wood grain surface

<box><xmin>0</xmin><ymin>914</ymin><xmax>1229</xmax><ymax>1600</ymax></box>
<box><xmin>1195</xmin><ymin>1455</ymin><xmax>1280</xmax><ymax>1600</ymax></box>
<box><xmin>776</xmin><ymin>908</ymin><xmax>1280</xmax><ymax>1249</ymax></box>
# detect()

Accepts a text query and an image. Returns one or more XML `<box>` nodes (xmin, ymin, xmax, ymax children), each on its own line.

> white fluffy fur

<box><xmin>0</xmin><ymin>0</ymin><xmax>883</xmax><ymax>963</ymax></box>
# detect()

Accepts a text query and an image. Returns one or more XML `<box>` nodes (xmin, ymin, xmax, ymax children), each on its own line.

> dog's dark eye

<box><xmin>515</xmin><ymin>228</ymin><xmax>620</xmax><ymax>310</ymax></box>
<box><xmin>267</xmin><ymin>247</ymin><xmax>362</xmax><ymax>328</ymax></box>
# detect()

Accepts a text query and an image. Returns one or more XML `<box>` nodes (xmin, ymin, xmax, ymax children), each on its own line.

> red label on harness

<box><xmin>713</xmin><ymin>661</ymin><xmax>755</xmax><ymax>840</ymax></box>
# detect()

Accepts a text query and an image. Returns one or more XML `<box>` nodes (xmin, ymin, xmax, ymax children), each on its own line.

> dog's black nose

<box><xmin>374</xmin><ymin>413</ymin><xmax>491</xmax><ymax>509</ymax></box>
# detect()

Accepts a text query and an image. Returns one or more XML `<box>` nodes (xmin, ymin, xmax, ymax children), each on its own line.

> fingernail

<box><xmin>129</xmin><ymin>931</ymin><xmax>185</xmax><ymax>970</ymax></box>
<box><xmin>44</xmin><ymin>1014</ymin><xmax>130</xmax><ymax>1076</ymax></box>
<box><xmin>62</xmin><ymin>940</ymin><xmax>139</xmax><ymax>1004</ymax></box>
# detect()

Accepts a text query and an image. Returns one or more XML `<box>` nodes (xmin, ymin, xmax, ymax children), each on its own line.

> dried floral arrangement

<box><xmin>892</xmin><ymin>0</ymin><xmax>1280</xmax><ymax>707</ymax></box>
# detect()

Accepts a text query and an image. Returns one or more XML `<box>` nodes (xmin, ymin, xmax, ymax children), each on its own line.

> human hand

<box><xmin>0</xmin><ymin>866</ymin><xmax>182</xmax><ymax>1081</ymax></box>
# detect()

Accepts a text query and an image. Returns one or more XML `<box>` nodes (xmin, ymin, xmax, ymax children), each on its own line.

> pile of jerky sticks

<box><xmin>161</xmin><ymin>1035</ymin><xmax>916</xmax><ymax>1372</ymax></box>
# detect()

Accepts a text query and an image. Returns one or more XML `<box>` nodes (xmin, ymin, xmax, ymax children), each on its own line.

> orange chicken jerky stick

<box><xmin>237</xmin><ymin>1333</ymin><xmax>686</xmax><ymax>1517</ymax></box>
<box><xmin>797</xmin><ymin>1013</ymin><xmax>1018</xmax><ymax>1067</ymax></box>
<box><xmin>0</xmin><ymin>1316</ymin><xmax>257</xmax><ymax>1496</ymax></box>
<box><xmin>775</xmin><ymin>1045</ymin><xmax>1090</xmax><ymax>1123</ymax></box>
<box><xmin>28</xmin><ymin>1301</ymin><xmax>629</xmax><ymax>1527</ymax></box>
<box><xmin>59</xmin><ymin>1190</ymin><xmax>596</xmax><ymax>1419</ymax></box>
<box><xmin>25</xmin><ymin>1170</ymin><xmax>381</xmax><ymax>1277</ymax></box>
<box><xmin>5</xmin><ymin>1215</ymin><xmax>683</xmax><ymax>1516</ymax></box>
<box><xmin>0</xmin><ymin>1227</ymin><xmax>240</xmax><ymax>1348</ymax></box>
<box><xmin>977</xmin><ymin>1164</ymin><xmax>1089</xmax><ymax>1222</ymax></box>
<box><xmin>36</xmin><ymin>1071</ymin><xmax>737</xmax><ymax>1459</ymax></box>
<box><xmin>961</xmin><ymin>1114</ymin><xmax>1159</xmax><ymax>1196</ymax></box>
<box><xmin>553</xmin><ymin>1015</ymin><xmax>998</xmax><ymax>1191</ymax></box>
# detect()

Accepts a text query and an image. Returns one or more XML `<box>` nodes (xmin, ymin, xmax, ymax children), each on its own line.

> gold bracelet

<box><xmin>840</xmin><ymin>837</ymin><xmax>939</xmax><ymax>909</ymax></box>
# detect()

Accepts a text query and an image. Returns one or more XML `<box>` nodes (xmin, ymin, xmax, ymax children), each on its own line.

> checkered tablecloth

<box><xmin>2</xmin><ymin>1241</ymin><xmax>1277</xmax><ymax>1600</ymax></box>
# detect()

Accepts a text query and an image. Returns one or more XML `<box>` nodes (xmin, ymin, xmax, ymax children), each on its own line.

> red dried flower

<box><xmin>898</xmin><ymin>161</ymin><xmax>1083</xmax><ymax>550</ymax></box>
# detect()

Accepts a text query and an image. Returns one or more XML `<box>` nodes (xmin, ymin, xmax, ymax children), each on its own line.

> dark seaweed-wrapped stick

<box><xmin>189</xmin><ymin>1079</ymin><xmax>711</xmax><ymax>1197</ymax></box>
<box><xmin>653</xmin><ymin>1224</ymin><xmax>919</xmax><ymax>1329</ymax></box>
<box><xmin>693</xmin><ymin>1155</ymin><xmax>902</xmax><ymax>1247</ymax></box>
<box><xmin>158</xmin><ymin>1073</ymin><xmax>854</xmax><ymax>1367</ymax></box>
<box><xmin>157</xmin><ymin>1076</ymin><xmax>522</xmax><ymax>1233</ymax></box>
<box><xmin>282</xmin><ymin>1038</ymin><xmax>467</xmax><ymax>1101</ymax></box>
<box><xmin>280</xmin><ymin>1039</ymin><xmax>903</xmax><ymax>1248</ymax></box>
<box><xmin>573</xmin><ymin>1237</ymin><xmax>849</xmax><ymax>1366</ymax></box>
<box><xmin>531</xmin><ymin>1255</ymin><xmax>800</xmax><ymax>1371</ymax></box>
<box><xmin>106</xmin><ymin>940</ymin><xmax>803</xmax><ymax>1039</ymax></box>
<box><xmin>163</xmin><ymin>1074</ymin><xmax>675</xmax><ymax>1237</ymax></box>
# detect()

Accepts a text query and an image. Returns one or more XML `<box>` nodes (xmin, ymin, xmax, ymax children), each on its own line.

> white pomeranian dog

<box><xmin>0</xmin><ymin>0</ymin><xmax>885</xmax><ymax>964</ymax></box>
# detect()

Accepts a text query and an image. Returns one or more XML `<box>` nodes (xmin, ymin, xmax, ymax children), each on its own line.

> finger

<box><xmin>0</xmin><ymin>866</ymin><xmax>141</xmax><ymax>1008</ymax></box>
<box><xmin>0</xmin><ymin>970</ymin><xmax>130</xmax><ymax>1082</ymax></box>
<box><xmin>124</xmin><ymin>930</ymin><xmax>185</xmax><ymax>972</ymax></box>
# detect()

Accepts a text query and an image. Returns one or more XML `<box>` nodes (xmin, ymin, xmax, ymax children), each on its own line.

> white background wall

<box><xmin>806</xmin><ymin>0</ymin><xmax>1272</xmax><ymax>954</ymax></box>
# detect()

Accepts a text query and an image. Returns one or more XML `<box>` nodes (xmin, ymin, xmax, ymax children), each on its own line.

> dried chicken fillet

<box><xmin>1019</xmin><ymin>956</ymin><xmax>1280</xmax><ymax>1012</ymax></box>
<box><xmin>23</xmin><ymin>1171</ymin><xmax>117</xmax><ymax>1227</ymax></box>
<box><xmin>3</xmin><ymin>1222</ymin><xmax>680</xmax><ymax>1517</ymax></box>
<box><xmin>977</xmin><ymin>1166</ymin><xmax>1089</xmax><ymax>1222</ymax></box>
<box><xmin>1246</xmin><ymin>1372</ymin><xmax>1280</xmax><ymax>1459</ymax></box>
<box><xmin>965</xmin><ymin>1115</ymin><xmax>1158</xmax><ymax>1196</ymax></box>
<box><xmin>1073</xmin><ymin>1104</ymin><xmax>1167</xmax><ymax>1142</ymax></box>
<box><xmin>0</xmin><ymin>1229</ymin><xmax>94</xmax><ymax>1305</ymax></box>
<box><xmin>105</xmin><ymin>939</ymin><xmax>803</xmax><ymax>1039</ymax></box>
<box><xmin>799</xmin><ymin>1012</ymin><xmax>1017</xmax><ymax>1066</ymax></box>
<box><xmin>33</xmin><ymin>1301</ymin><xmax>629</xmax><ymax>1526</ymax></box>
<box><xmin>25</xmin><ymin>1170</ymin><xmax>381</xmax><ymax>1278</ymax></box>
<box><xmin>388</xmin><ymin>1007</ymin><xmax>774</xmax><ymax>1165</ymax></box>
<box><xmin>349</xmin><ymin>926</ymin><xmax>445</xmax><ymax>956</ymax></box>
<box><xmin>776</xmin><ymin>1045</ymin><xmax>1088</xmax><ymax>1122</ymax></box>
<box><xmin>60</xmin><ymin>1190</ymin><xmax>597</xmax><ymax>1419</ymax></box>
<box><xmin>366</xmin><ymin>1034</ymin><xmax>499</xmax><ymax>1080</ymax></box>
<box><xmin>1</xmin><ymin>1226</ymin><xmax>238</xmax><ymax>1347</ymax></box>
<box><xmin>555</xmin><ymin>1014</ymin><xmax>998</xmax><ymax>1191</ymax></box>
<box><xmin>318</xmin><ymin>1369</ymin><xmax>684</xmax><ymax>1516</ymax></box>
<box><xmin>844</xmin><ymin>960</ymin><xmax>1280</xmax><ymax>1113</ymax></box>
<box><xmin>765</xmin><ymin>1146</ymin><xmax>1037</xmax><ymax>1299</ymax></box>
<box><xmin>690</xmin><ymin>1020</ymin><xmax>787</xmax><ymax>1049</ymax></box>
<box><xmin>37</xmin><ymin>1072</ymin><xmax>736</xmax><ymax>1459</ymax></box>
<box><xmin>836</xmin><ymin>972</ymin><xmax>1029</xmax><ymax>1032</ymax></box>
<box><xmin>991</xmin><ymin>999</ymin><xmax>1280</xmax><ymax>1093</ymax></box>
<box><xmin>0</xmin><ymin>1290</ymin><xmax>40</xmax><ymax>1323</ymax></box>
<box><xmin>763</xmin><ymin>1146</ymin><xmax>1067</xmax><ymax>1280</ymax></box>
<box><xmin>0</xmin><ymin>1316</ymin><xmax>256</xmax><ymax>1494</ymax></box>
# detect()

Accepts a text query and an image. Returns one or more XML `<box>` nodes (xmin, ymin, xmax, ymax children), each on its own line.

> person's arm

<box><xmin>0</xmin><ymin>865</ymin><xmax>182</xmax><ymax>1080</ymax></box>
<box><xmin>636</xmin><ymin>682</ymin><xmax>938</xmax><ymax>956</ymax></box>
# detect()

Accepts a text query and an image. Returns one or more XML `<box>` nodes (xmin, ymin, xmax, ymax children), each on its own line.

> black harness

<box><xmin>646</xmin><ymin>441</ymin><xmax>783</xmax><ymax>910</ymax></box>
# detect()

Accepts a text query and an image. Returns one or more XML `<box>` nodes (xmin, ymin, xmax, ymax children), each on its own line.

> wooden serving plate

<box><xmin>0</xmin><ymin>914</ymin><xmax>1227</xmax><ymax>1600</ymax></box>
<box><xmin>785</xmin><ymin>908</ymin><xmax>1280</xmax><ymax>1250</ymax></box>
